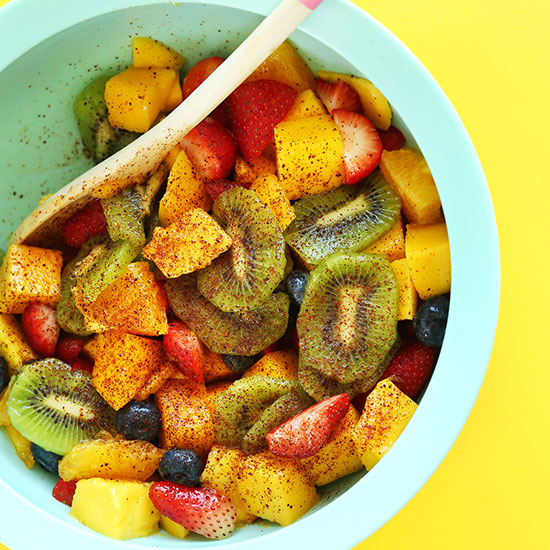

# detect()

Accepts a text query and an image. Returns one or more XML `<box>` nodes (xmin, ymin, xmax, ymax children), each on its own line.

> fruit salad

<box><xmin>0</xmin><ymin>36</ymin><xmax>451</xmax><ymax>541</ymax></box>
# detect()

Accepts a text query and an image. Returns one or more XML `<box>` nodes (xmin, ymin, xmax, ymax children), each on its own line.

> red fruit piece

<box><xmin>378</xmin><ymin>126</ymin><xmax>406</xmax><ymax>151</ymax></box>
<box><xmin>227</xmin><ymin>79</ymin><xmax>297</xmax><ymax>162</ymax></box>
<box><xmin>204</xmin><ymin>179</ymin><xmax>250</xmax><ymax>201</ymax></box>
<box><xmin>183</xmin><ymin>56</ymin><xmax>225</xmax><ymax>98</ymax></box>
<box><xmin>332</xmin><ymin>109</ymin><xmax>383</xmax><ymax>185</ymax></box>
<box><xmin>382</xmin><ymin>341</ymin><xmax>438</xmax><ymax>399</ymax></box>
<box><xmin>62</xmin><ymin>200</ymin><xmax>108</xmax><ymax>248</ymax></box>
<box><xmin>315</xmin><ymin>78</ymin><xmax>361</xmax><ymax>114</ymax></box>
<box><xmin>266</xmin><ymin>393</ymin><xmax>350</xmax><ymax>459</ymax></box>
<box><xmin>54</xmin><ymin>337</ymin><xmax>84</xmax><ymax>365</ymax></box>
<box><xmin>21</xmin><ymin>302</ymin><xmax>60</xmax><ymax>357</ymax></box>
<box><xmin>164</xmin><ymin>320</ymin><xmax>205</xmax><ymax>383</ymax></box>
<box><xmin>150</xmin><ymin>482</ymin><xmax>237</xmax><ymax>540</ymax></box>
<box><xmin>52</xmin><ymin>478</ymin><xmax>77</xmax><ymax>506</ymax></box>
<box><xmin>180</xmin><ymin>117</ymin><xmax>237</xmax><ymax>182</ymax></box>
<box><xmin>71</xmin><ymin>356</ymin><xmax>94</xmax><ymax>374</ymax></box>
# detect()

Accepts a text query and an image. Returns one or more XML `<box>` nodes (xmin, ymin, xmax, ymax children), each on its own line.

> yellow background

<box><xmin>0</xmin><ymin>0</ymin><xmax>548</xmax><ymax>549</ymax></box>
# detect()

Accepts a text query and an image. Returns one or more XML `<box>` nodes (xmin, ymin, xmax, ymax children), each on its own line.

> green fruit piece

<box><xmin>197</xmin><ymin>187</ymin><xmax>286</xmax><ymax>312</ymax></box>
<box><xmin>284</xmin><ymin>172</ymin><xmax>401</xmax><ymax>267</ymax></box>
<box><xmin>6</xmin><ymin>359</ymin><xmax>115</xmax><ymax>455</ymax></box>
<box><xmin>101</xmin><ymin>189</ymin><xmax>146</xmax><ymax>248</ymax></box>
<box><xmin>276</xmin><ymin>246</ymin><xmax>294</xmax><ymax>292</ymax></box>
<box><xmin>298</xmin><ymin>251</ymin><xmax>399</xmax><ymax>386</ymax></box>
<box><xmin>165</xmin><ymin>275</ymin><xmax>290</xmax><ymax>356</ymax></box>
<box><xmin>73</xmin><ymin>75</ymin><xmax>139</xmax><ymax>163</ymax></box>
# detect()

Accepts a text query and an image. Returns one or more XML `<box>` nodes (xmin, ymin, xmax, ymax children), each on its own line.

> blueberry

<box><xmin>31</xmin><ymin>444</ymin><xmax>62</xmax><ymax>475</ymax></box>
<box><xmin>115</xmin><ymin>400</ymin><xmax>161</xmax><ymax>442</ymax></box>
<box><xmin>0</xmin><ymin>356</ymin><xmax>8</xmax><ymax>392</ymax></box>
<box><xmin>221</xmin><ymin>354</ymin><xmax>258</xmax><ymax>375</ymax></box>
<box><xmin>158</xmin><ymin>448</ymin><xmax>204</xmax><ymax>486</ymax></box>
<box><xmin>286</xmin><ymin>270</ymin><xmax>308</xmax><ymax>305</ymax></box>
<box><xmin>413</xmin><ymin>294</ymin><xmax>450</xmax><ymax>347</ymax></box>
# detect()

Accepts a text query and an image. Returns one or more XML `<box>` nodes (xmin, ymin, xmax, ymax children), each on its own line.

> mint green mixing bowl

<box><xmin>0</xmin><ymin>0</ymin><xmax>499</xmax><ymax>548</ymax></box>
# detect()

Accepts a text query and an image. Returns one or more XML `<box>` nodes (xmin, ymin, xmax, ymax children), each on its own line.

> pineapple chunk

<box><xmin>160</xmin><ymin>515</ymin><xmax>190</xmax><ymax>538</ymax></box>
<box><xmin>158</xmin><ymin>150</ymin><xmax>212</xmax><ymax>226</ymax></box>
<box><xmin>70</xmin><ymin>478</ymin><xmax>160</xmax><ymax>540</ymax></box>
<box><xmin>5</xmin><ymin>424</ymin><xmax>35</xmax><ymax>469</ymax></box>
<box><xmin>284</xmin><ymin>89</ymin><xmax>326</xmax><ymax>121</ymax></box>
<box><xmin>365</xmin><ymin>216</ymin><xmax>406</xmax><ymax>262</ymax></box>
<box><xmin>203</xmin><ymin>348</ymin><xmax>235</xmax><ymax>383</ymax></box>
<box><xmin>201</xmin><ymin>446</ymin><xmax>256</xmax><ymax>525</ymax></box>
<box><xmin>251</xmin><ymin>175</ymin><xmax>296</xmax><ymax>231</ymax></box>
<box><xmin>0</xmin><ymin>314</ymin><xmax>37</xmax><ymax>375</ymax></box>
<box><xmin>0</xmin><ymin>244</ymin><xmax>62</xmax><ymax>314</ymax></box>
<box><xmin>143</xmin><ymin>209</ymin><xmax>232</xmax><ymax>278</ymax></box>
<box><xmin>237</xmin><ymin>452</ymin><xmax>319</xmax><ymax>526</ymax></box>
<box><xmin>134</xmin><ymin>360</ymin><xmax>178</xmax><ymax>401</ymax></box>
<box><xmin>391</xmin><ymin>258</ymin><xmax>419</xmax><ymax>320</ymax></box>
<box><xmin>405</xmin><ymin>223</ymin><xmax>451</xmax><ymax>299</ymax></box>
<box><xmin>353</xmin><ymin>380</ymin><xmax>418</xmax><ymax>470</ymax></box>
<box><xmin>132</xmin><ymin>36</ymin><xmax>186</xmax><ymax>70</ymax></box>
<box><xmin>301</xmin><ymin>406</ymin><xmax>362</xmax><ymax>486</ymax></box>
<box><xmin>274</xmin><ymin>114</ymin><xmax>345</xmax><ymax>200</ymax></box>
<box><xmin>317</xmin><ymin>70</ymin><xmax>392</xmax><ymax>130</ymax></box>
<box><xmin>380</xmin><ymin>148</ymin><xmax>443</xmax><ymax>224</ymax></box>
<box><xmin>243</xmin><ymin>349</ymin><xmax>298</xmax><ymax>381</ymax></box>
<box><xmin>234</xmin><ymin>155</ymin><xmax>277</xmax><ymax>186</ymax></box>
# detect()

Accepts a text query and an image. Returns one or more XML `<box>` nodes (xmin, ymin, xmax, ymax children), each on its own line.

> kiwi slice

<box><xmin>74</xmin><ymin>75</ymin><xmax>139</xmax><ymax>163</ymax></box>
<box><xmin>165</xmin><ymin>275</ymin><xmax>290</xmax><ymax>356</ymax></box>
<box><xmin>298</xmin><ymin>251</ymin><xmax>399</xmax><ymax>387</ymax></box>
<box><xmin>197</xmin><ymin>187</ymin><xmax>286</xmax><ymax>312</ymax></box>
<box><xmin>101</xmin><ymin>188</ymin><xmax>146</xmax><ymax>248</ymax></box>
<box><xmin>284</xmin><ymin>171</ymin><xmax>401</xmax><ymax>267</ymax></box>
<box><xmin>6</xmin><ymin>359</ymin><xmax>115</xmax><ymax>455</ymax></box>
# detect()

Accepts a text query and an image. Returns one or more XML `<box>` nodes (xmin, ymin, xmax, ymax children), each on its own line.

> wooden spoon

<box><xmin>10</xmin><ymin>0</ymin><xmax>324</xmax><ymax>246</ymax></box>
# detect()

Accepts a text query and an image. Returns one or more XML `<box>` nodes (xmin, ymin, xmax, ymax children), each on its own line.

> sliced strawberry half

<box><xmin>183</xmin><ymin>56</ymin><xmax>225</xmax><ymax>99</ymax></box>
<box><xmin>204</xmin><ymin>178</ymin><xmax>251</xmax><ymax>201</ymax></box>
<box><xmin>266</xmin><ymin>393</ymin><xmax>350</xmax><ymax>459</ymax></box>
<box><xmin>315</xmin><ymin>78</ymin><xmax>361</xmax><ymax>114</ymax></box>
<box><xmin>180</xmin><ymin>117</ymin><xmax>237</xmax><ymax>182</ymax></box>
<box><xmin>71</xmin><ymin>356</ymin><xmax>94</xmax><ymax>374</ymax></box>
<box><xmin>150</xmin><ymin>482</ymin><xmax>237</xmax><ymax>540</ymax></box>
<box><xmin>52</xmin><ymin>479</ymin><xmax>77</xmax><ymax>506</ymax></box>
<box><xmin>62</xmin><ymin>199</ymin><xmax>108</xmax><ymax>248</ymax></box>
<box><xmin>378</xmin><ymin>126</ymin><xmax>406</xmax><ymax>151</ymax></box>
<box><xmin>332</xmin><ymin>109</ymin><xmax>383</xmax><ymax>185</ymax></box>
<box><xmin>163</xmin><ymin>320</ymin><xmax>205</xmax><ymax>383</ymax></box>
<box><xmin>54</xmin><ymin>337</ymin><xmax>84</xmax><ymax>365</ymax></box>
<box><xmin>227</xmin><ymin>79</ymin><xmax>297</xmax><ymax>162</ymax></box>
<box><xmin>21</xmin><ymin>302</ymin><xmax>60</xmax><ymax>357</ymax></box>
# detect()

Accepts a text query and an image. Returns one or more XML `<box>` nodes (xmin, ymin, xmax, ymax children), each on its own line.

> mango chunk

<box><xmin>71</xmin><ymin>479</ymin><xmax>160</xmax><ymax>540</ymax></box>
<box><xmin>274</xmin><ymin>114</ymin><xmax>345</xmax><ymax>200</ymax></box>
<box><xmin>391</xmin><ymin>258</ymin><xmax>419</xmax><ymax>320</ymax></box>
<box><xmin>365</xmin><ymin>216</ymin><xmax>406</xmax><ymax>262</ymax></box>
<box><xmin>164</xmin><ymin>144</ymin><xmax>183</xmax><ymax>170</ymax></box>
<box><xmin>203</xmin><ymin>381</ymin><xmax>233</xmax><ymax>415</ymax></box>
<box><xmin>243</xmin><ymin>349</ymin><xmax>298</xmax><ymax>381</ymax></box>
<box><xmin>143</xmin><ymin>209</ymin><xmax>232</xmax><ymax>278</ymax></box>
<box><xmin>132</xmin><ymin>36</ymin><xmax>186</xmax><ymax>70</ymax></box>
<box><xmin>0</xmin><ymin>244</ymin><xmax>62</xmax><ymax>314</ymax></box>
<box><xmin>134</xmin><ymin>360</ymin><xmax>178</xmax><ymax>401</ymax></box>
<box><xmin>405</xmin><ymin>223</ymin><xmax>451</xmax><ymax>299</ymax></box>
<box><xmin>251</xmin><ymin>175</ymin><xmax>296</xmax><ymax>231</ymax></box>
<box><xmin>163</xmin><ymin>76</ymin><xmax>183</xmax><ymax>112</ymax></box>
<box><xmin>158</xmin><ymin>150</ymin><xmax>212</xmax><ymax>226</ymax></box>
<box><xmin>380</xmin><ymin>148</ymin><xmax>443</xmax><ymax>224</ymax></box>
<box><xmin>353</xmin><ymin>380</ymin><xmax>417</xmax><ymax>470</ymax></box>
<box><xmin>5</xmin><ymin>424</ymin><xmax>35</xmax><ymax>469</ymax></box>
<box><xmin>0</xmin><ymin>314</ymin><xmax>37</xmax><ymax>376</ymax></box>
<box><xmin>317</xmin><ymin>70</ymin><xmax>392</xmax><ymax>130</ymax></box>
<box><xmin>203</xmin><ymin>348</ymin><xmax>235</xmax><ymax>384</ymax></box>
<box><xmin>160</xmin><ymin>515</ymin><xmax>190</xmax><ymax>538</ymax></box>
<box><xmin>284</xmin><ymin>88</ymin><xmax>326</xmax><ymax>121</ymax></box>
<box><xmin>234</xmin><ymin>155</ymin><xmax>277</xmax><ymax>186</ymax></box>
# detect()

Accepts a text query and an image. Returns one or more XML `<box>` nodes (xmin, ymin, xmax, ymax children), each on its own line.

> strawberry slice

<box><xmin>315</xmin><ymin>78</ymin><xmax>361</xmax><ymax>113</ymax></box>
<box><xmin>266</xmin><ymin>393</ymin><xmax>350</xmax><ymax>459</ymax></box>
<box><xmin>180</xmin><ymin>117</ymin><xmax>237</xmax><ymax>182</ymax></box>
<box><xmin>163</xmin><ymin>320</ymin><xmax>205</xmax><ymax>383</ymax></box>
<box><xmin>150</xmin><ymin>482</ymin><xmax>237</xmax><ymax>540</ymax></box>
<box><xmin>378</xmin><ymin>126</ymin><xmax>406</xmax><ymax>151</ymax></box>
<box><xmin>21</xmin><ymin>302</ymin><xmax>60</xmax><ymax>357</ymax></box>
<box><xmin>52</xmin><ymin>478</ymin><xmax>77</xmax><ymax>506</ymax></box>
<box><xmin>71</xmin><ymin>356</ymin><xmax>94</xmax><ymax>374</ymax></box>
<box><xmin>204</xmin><ymin>178</ymin><xmax>251</xmax><ymax>201</ymax></box>
<box><xmin>183</xmin><ymin>56</ymin><xmax>225</xmax><ymax>98</ymax></box>
<box><xmin>62</xmin><ymin>199</ymin><xmax>108</xmax><ymax>248</ymax></box>
<box><xmin>227</xmin><ymin>79</ymin><xmax>297</xmax><ymax>162</ymax></box>
<box><xmin>54</xmin><ymin>337</ymin><xmax>84</xmax><ymax>365</ymax></box>
<box><xmin>332</xmin><ymin>109</ymin><xmax>383</xmax><ymax>185</ymax></box>
<box><xmin>381</xmin><ymin>341</ymin><xmax>438</xmax><ymax>399</ymax></box>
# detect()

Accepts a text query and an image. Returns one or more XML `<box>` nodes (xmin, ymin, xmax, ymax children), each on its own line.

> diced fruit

<box><xmin>379</xmin><ymin>126</ymin><xmax>406</xmax><ymax>151</ymax></box>
<box><xmin>414</xmin><ymin>294</ymin><xmax>450</xmax><ymax>347</ymax></box>
<box><xmin>62</xmin><ymin>200</ymin><xmax>107</xmax><ymax>248</ymax></box>
<box><xmin>203</xmin><ymin>348</ymin><xmax>235</xmax><ymax>383</ymax></box>
<box><xmin>31</xmin><ymin>443</ymin><xmax>61</xmax><ymax>474</ymax></box>
<box><xmin>0</xmin><ymin>379</ymin><xmax>12</xmax><ymax>424</ymax></box>
<box><xmin>0</xmin><ymin>314</ymin><xmax>37</xmax><ymax>376</ymax></box>
<box><xmin>203</xmin><ymin>381</ymin><xmax>233</xmax><ymax>415</ymax></box>
<box><xmin>205</xmin><ymin>178</ymin><xmax>249</xmax><ymax>201</ymax></box>
<box><xmin>150</xmin><ymin>482</ymin><xmax>236</xmax><ymax>539</ymax></box>
<box><xmin>132</xmin><ymin>36</ymin><xmax>186</xmax><ymax>70</ymax></box>
<box><xmin>380</xmin><ymin>148</ymin><xmax>443</xmax><ymax>224</ymax></box>
<box><xmin>71</xmin><ymin>357</ymin><xmax>94</xmax><ymax>374</ymax></box>
<box><xmin>301</xmin><ymin>406</ymin><xmax>363</xmax><ymax>486</ymax></box>
<box><xmin>71</xmin><ymin>479</ymin><xmax>160</xmax><ymax>540</ymax></box>
<box><xmin>163</xmin><ymin>77</ymin><xmax>183</xmax><ymax>111</ymax></box>
<box><xmin>101</xmin><ymin>188</ymin><xmax>146</xmax><ymax>248</ymax></box>
<box><xmin>220</xmin><ymin>354</ymin><xmax>258</xmax><ymax>376</ymax></box>
<box><xmin>183</xmin><ymin>56</ymin><xmax>224</xmax><ymax>98</ymax></box>
<box><xmin>52</xmin><ymin>479</ymin><xmax>77</xmax><ymax>506</ymax></box>
<box><xmin>353</xmin><ymin>379</ymin><xmax>418</xmax><ymax>470</ymax></box>
<box><xmin>317</xmin><ymin>70</ymin><xmax>392</xmax><ymax>130</ymax></box>
<box><xmin>5</xmin><ymin>424</ymin><xmax>34</xmax><ymax>469</ymax></box>
<box><xmin>115</xmin><ymin>400</ymin><xmax>161</xmax><ymax>442</ymax></box>
<box><xmin>0</xmin><ymin>244</ymin><xmax>62</xmax><ymax>314</ymax></box>
<box><xmin>405</xmin><ymin>223</ymin><xmax>451</xmax><ymax>299</ymax></box>
<box><xmin>251</xmin><ymin>174</ymin><xmax>295</xmax><ymax>231</ymax></box>
<box><xmin>243</xmin><ymin>350</ymin><xmax>298</xmax><ymax>381</ymax></box>
<box><xmin>54</xmin><ymin>337</ymin><xmax>84</xmax><ymax>365</ymax></box>
<box><xmin>237</xmin><ymin>451</ymin><xmax>319</xmax><ymax>526</ymax></box>
<box><xmin>274</xmin><ymin>114</ymin><xmax>345</xmax><ymax>200</ymax></box>
<box><xmin>234</xmin><ymin>154</ymin><xmax>277</xmax><ymax>186</ymax></box>
<box><xmin>364</xmin><ymin>215</ymin><xmax>406</xmax><ymax>262</ymax></box>
<box><xmin>315</xmin><ymin>78</ymin><xmax>361</xmax><ymax>114</ymax></box>
<box><xmin>163</xmin><ymin>144</ymin><xmax>182</xmax><ymax>169</ymax></box>
<box><xmin>164</xmin><ymin>320</ymin><xmax>205</xmax><ymax>382</ymax></box>
<box><xmin>391</xmin><ymin>258</ymin><xmax>419</xmax><ymax>320</ymax></box>
<box><xmin>21</xmin><ymin>302</ymin><xmax>59</xmax><ymax>357</ymax></box>
<box><xmin>134</xmin><ymin>360</ymin><xmax>177</xmax><ymax>401</ymax></box>
<box><xmin>0</xmin><ymin>357</ymin><xmax>7</xmax><ymax>392</ymax></box>
<box><xmin>143</xmin><ymin>208</ymin><xmax>232</xmax><ymax>278</ymax></box>
<box><xmin>284</xmin><ymin>88</ymin><xmax>326</xmax><ymax>121</ymax></box>
<box><xmin>158</xmin><ymin>448</ymin><xmax>204</xmax><ymax>486</ymax></box>
<box><xmin>160</xmin><ymin>515</ymin><xmax>190</xmax><ymax>538</ymax></box>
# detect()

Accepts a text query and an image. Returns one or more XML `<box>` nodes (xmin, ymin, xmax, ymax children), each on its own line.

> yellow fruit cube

<box><xmin>201</xmin><ymin>446</ymin><xmax>256</xmax><ymax>525</ymax></box>
<box><xmin>132</xmin><ymin>36</ymin><xmax>186</xmax><ymax>70</ymax></box>
<box><xmin>251</xmin><ymin>175</ymin><xmax>296</xmax><ymax>231</ymax></box>
<box><xmin>405</xmin><ymin>223</ymin><xmax>451</xmax><ymax>299</ymax></box>
<box><xmin>284</xmin><ymin>89</ymin><xmax>326</xmax><ymax>121</ymax></box>
<box><xmin>160</xmin><ymin>515</ymin><xmax>190</xmax><ymax>538</ymax></box>
<box><xmin>243</xmin><ymin>349</ymin><xmax>298</xmax><ymax>381</ymax></box>
<box><xmin>0</xmin><ymin>314</ymin><xmax>37</xmax><ymax>376</ymax></box>
<box><xmin>0</xmin><ymin>244</ymin><xmax>62</xmax><ymax>314</ymax></box>
<box><xmin>234</xmin><ymin>155</ymin><xmax>277</xmax><ymax>186</ymax></box>
<box><xmin>0</xmin><ymin>382</ymin><xmax>12</xmax><ymax>426</ymax></box>
<box><xmin>365</xmin><ymin>216</ymin><xmax>406</xmax><ymax>262</ymax></box>
<box><xmin>164</xmin><ymin>144</ymin><xmax>183</xmax><ymax>170</ymax></box>
<box><xmin>134</xmin><ymin>360</ymin><xmax>178</xmax><ymax>401</ymax></box>
<box><xmin>158</xmin><ymin>150</ymin><xmax>212</xmax><ymax>226</ymax></box>
<box><xmin>380</xmin><ymin>148</ymin><xmax>443</xmax><ymax>225</ymax></box>
<box><xmin>391</xmin><ymin>258</ymin><xmax>419</xmax><ymax>320</ymax></box>
<box><xmin>203</xmin><ymin>348</ymin><xmax>235</xmax><ymax>384</ymax></box>
<box><xmin>301</xmin><ymin>406</ymin><xmax>363</xmax><ymax>486</ymax></box>
<box><xmin>70</xmin><ymin>479</ymin><xmax>160</xmax><ymax>540</ymax></box>
<box><xmin>353</xmin><ymin>380</ymin><xmax>418</xmax><ymax>470</ymax></box>
<box><xmin>237</xmin><ymin>452</ymin><xmax>319</xmax><ymax>526</ymax></box>
<box><xmin>317</xmin><ymin>70</ymin><xmax>392</xmax><ymax>130</ymax></box>
<box><xmin>5</xmin><ymin>424</ymin><xmax>35</xmax><ymax>469</ymax></box>
<box><xmin>274</xmin><ymin>114</ymin><xmax>345</xmax><ymax>200</ymax></box>
<box><xmin>163</xmin><ymin>76</ymin><xmax>183</xmax><ymax>112</ymax></box>
<box><xmin>143</xmin><ymin>209</ymin><xmax>232</xmax><ymax>278</ymax></box>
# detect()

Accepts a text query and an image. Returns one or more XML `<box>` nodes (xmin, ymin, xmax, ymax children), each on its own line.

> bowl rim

<box><xmin>0</xmin><ymin>0</ymin><xmax>500</xmax><ymax>548</ymax></box>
